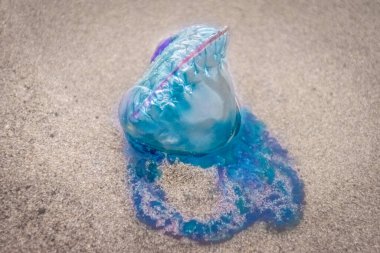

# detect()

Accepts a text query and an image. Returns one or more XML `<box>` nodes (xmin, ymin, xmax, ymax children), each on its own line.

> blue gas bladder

<box><xmin>119</xmin><ymin>25</ymin><xmax>240</xmax><ymax>154</ymax></box>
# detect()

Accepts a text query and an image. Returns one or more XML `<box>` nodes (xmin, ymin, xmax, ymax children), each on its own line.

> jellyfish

<box><xmin>119</xmin><ymin>25</ymin><xmax>304</xmax><ymax>243</ymax></box>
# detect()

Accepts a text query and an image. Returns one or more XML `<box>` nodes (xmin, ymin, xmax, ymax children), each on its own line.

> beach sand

<box><xmin>1</xmin><ymin>0</ymin><xmax>379</xmax><ymax>252</ymax></box>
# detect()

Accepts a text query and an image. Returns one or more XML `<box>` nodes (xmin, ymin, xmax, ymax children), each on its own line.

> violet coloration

<box><xmin>119</xmin><ymin>25</ymin><xmax>304</xmax><ymax>243</ymax></box>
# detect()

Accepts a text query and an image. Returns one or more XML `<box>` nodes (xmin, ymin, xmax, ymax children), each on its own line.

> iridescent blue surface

<box><xmin>125</xmin><ymin>109</ymin><xmax>304</xmax><ymax>243</ymax></box>
<box><xmin>119</xmin><ymin>25</ymin><xmax>239</xmax><ymax>154</ymax></box>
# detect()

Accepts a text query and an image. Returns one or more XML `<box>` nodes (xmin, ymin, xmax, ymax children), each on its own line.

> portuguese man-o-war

<box><xmin>119</xmin><ymin>25</ymin><xmax>304</xmax><ymax>243</ymax></box>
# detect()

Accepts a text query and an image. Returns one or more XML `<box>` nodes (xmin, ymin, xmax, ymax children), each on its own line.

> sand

<box><xmin>158</xmin><ymin>162</ymin><xmax>222</xmax><ymax>222</ymax></box>
<box><xmin>1</xmin><ymin>0</ymin><xmax>379</xmax><ymax>252</ymax></box>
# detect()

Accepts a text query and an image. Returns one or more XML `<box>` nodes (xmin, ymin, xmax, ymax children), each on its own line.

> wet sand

<box><xmin>1</xmin><ymin>0</ymin><xmax>379</xmax><ymax>252</ymax></box>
